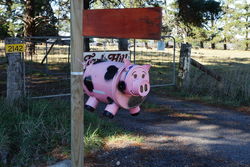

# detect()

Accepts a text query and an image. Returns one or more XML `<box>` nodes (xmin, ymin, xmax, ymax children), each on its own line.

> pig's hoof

<box><xmin>103</xmin><ymin>110</ymin><xmax>114</xmax><ymax>119</ymax></box>
<box><xmin>85</xmin><ymin>105</ymin><xmax>95</xmax><ymax>112</ymax></box>
<box><xmin>131</xmin><ymin>112</ymin><xmax>140</xmax><ymax>116</ymax></box>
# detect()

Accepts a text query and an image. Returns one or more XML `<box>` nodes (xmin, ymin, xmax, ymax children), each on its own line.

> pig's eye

<box><xmin>134</xmin><ymin>74</ymin><xmax>137</xmax><ymax>79</ymax></box>
<box><xmin>142</xmin><ymin>74</ymin><xmax>145</xmax><ymax>78</ymax></box>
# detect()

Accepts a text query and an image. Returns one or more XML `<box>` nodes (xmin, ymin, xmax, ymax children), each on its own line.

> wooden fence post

<box><xmin>71</xmin><ymin>0</ymin><xmax>84</xmax><ymax>166</ymax></box>
<box><xmin>178</xmin><ymin>43</ymin><xmax>191</xmax><ymax>88</ymax></box>
<box><xmin>5</xmin><ymin>37</ymin><xmax>25</xmax><ymax>103</ymax></box>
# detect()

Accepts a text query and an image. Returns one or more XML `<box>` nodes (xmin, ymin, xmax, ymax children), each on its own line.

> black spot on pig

<box><xmin>107</xmin><ymin>97</ymin><xmax>114</xmax><ymax>104</ymax></box>
<box><xmin>93</xmin><ymin>59</ymin><xmax>105</xmax><ymax>64</ymax></box>
<box><xmin>84</xmin><ymin>76</ymin><xmax>94</xmax><ymax>92</ymax></box>
<box><xmin>104</xmin><ymin>65</ymin><xmax>118</xmax><ymax>80</ymax></box>
<box><xmin>118</xmin><ymin>81</ymin><xmax>126</xmax><ymax>93</ymax></box>
<box><xmin>128</xmin><ymin>96</ymin><xmax>144</xmax><ymax>108</ymax></box>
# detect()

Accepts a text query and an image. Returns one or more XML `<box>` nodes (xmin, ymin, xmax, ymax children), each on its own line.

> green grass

<box><xmin>0</xmin><ymin>99</ymin><xmax>141</xmax><ymax>166</ymax></box>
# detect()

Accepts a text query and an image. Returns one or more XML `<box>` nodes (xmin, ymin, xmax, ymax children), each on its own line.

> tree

<box><xmin>176</xmin><ymin>0</ymin><xmax>223</xmax><ymax>48</ymax></box>
<box><xmin>235</xmin><ymin>0</ymin><xmax>250</xmax><ymax>50</ymax></box>
<box><xmin>0</xmin><ymin>0</ymin><xmax>59</xmax><ymax>55</ymax></box>
<box><xmin>205</xmin><ymin>0</ymin><xmax>224</xmax><ymax>49</ymax></box>
<box><xmin>23</xmin><ymin>0</ymin><xmax>58</xmax><ymax>37</ymax></box>
<box><xmin>0</xmin><ymin>22</ymin><xmax>10</xmax><ymax>39</ymax></box>
<box><xmin>161</xmin><ymin>2</ymin><xmax>177</xmax><ymax>36</ymax></box>
<box><xmin>0</xmin><ymin>1</ymin><xmax>10</xmax><ymax>39</ymax></box>
<box><xmin>218</xmin><ymin>0</ymin><xmax>236</xmax><ymax>50</ymax></box>
<box><xmin>23</xmin><ymin>0</ymin><xmax>58</xmax><ymax>56</ymax></box>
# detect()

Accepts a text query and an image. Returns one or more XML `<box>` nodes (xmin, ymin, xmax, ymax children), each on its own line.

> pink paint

<box><xmin>83</xmin><ymin>59</ymin><xmax>151</xmax><ymax>119</ymax></box>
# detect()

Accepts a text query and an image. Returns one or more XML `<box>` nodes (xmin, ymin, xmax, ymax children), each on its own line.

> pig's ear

<box><xmin>143</xmin><ymin>64</ymin><xmax>151</xmax><ymax>71</ymax></box>
<box><xmin>124</xmin><ymin>59</ymin><xmax>132</xmax><ymax>67</ymax></box>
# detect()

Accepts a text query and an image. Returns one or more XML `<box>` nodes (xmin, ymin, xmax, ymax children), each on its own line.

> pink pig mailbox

<box><xmin>83</xmin><ymin>59</ymin><xmax>151</xmax><ymax>119</ymax></box>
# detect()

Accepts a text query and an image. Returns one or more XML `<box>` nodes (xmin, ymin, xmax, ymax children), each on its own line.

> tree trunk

<box><xmin>200</xmin><ymin>41</ymin><xmax>204</xmax><ymax>48</ymax></box>
<box><xmin>223</xmin><ymin>37</ymin><xmax>227</xmax><ymax>50</ymax></box>
<box><xmin>224</xmin><ymin>44</ymin><xmax>227</xmax><ymax>50</ymax></box>
<box><xmin>245</xmin><ymin>24</ymin><xmax>249</xmax><ymax>51</ymax></box>
<box><xmin>210</xmin><ymin>18</ymin><xmax>216</xmax><ymax>50</ymax></box>
<box><xmin>118</xmin><ymin>38</ymin><xmax>128</xmax><ymax>51</ymax></box>
<box><xmin>84</xmin><ymin>0</ymin><xmax>90</xmax><ymax>51</ymax></box>
<box><xmin>211</xmin><ymin>43</ymin><xmax>215</xmax><ymax>49</ymax></box>
<box><xmin>24</xmin><ymin>0</ymin><xmax>36</xmax><ymax>57</ymax></box>
<box><xmin>84</xmin><ymin>38</ymin><xmax>90</xmax><ymax>52</ymax></box>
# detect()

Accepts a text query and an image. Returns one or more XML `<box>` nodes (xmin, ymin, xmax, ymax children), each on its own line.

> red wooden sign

<box><xmin>83</xmin><ymin>7</ymin><xmax>162</xmax><ymax>40</ymax></box>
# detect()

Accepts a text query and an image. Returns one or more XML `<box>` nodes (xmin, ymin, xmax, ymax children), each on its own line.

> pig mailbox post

<box><xmin>83</xmin><ymin>59</ymin><xmax>151</xmax><ymax>118</ymax></box>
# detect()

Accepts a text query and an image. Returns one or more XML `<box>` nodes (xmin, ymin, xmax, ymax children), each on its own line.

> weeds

<box><xmin>185</xmin><ymin>66</ymin><xmax>250</xmax><ymax>106</ymax></box>
<box><xmin>0</xmin><ymin>98</ymin><xmax>140</xmax><ymax>166</ymax></box>
<box><xmin>152</xmin><ymin>66</ymin><xmax>250</xmax><ymax>107</ymax></box>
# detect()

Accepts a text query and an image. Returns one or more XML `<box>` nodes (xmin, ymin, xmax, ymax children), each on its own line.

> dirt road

<box><xmin>86</xmin><ymin>95</ymin><xmax>250</xmax><ymax>167</ymax></box>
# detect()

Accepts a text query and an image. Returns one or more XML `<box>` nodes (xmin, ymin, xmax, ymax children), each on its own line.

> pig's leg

<box><xmin>103</xmin><ymin>103</ymin><xmax>119</xmax><ymax>119</ymax></box>
<box><xmin>129</xmin><ymin>106</ymin><xmax>140</xmax><ymax>116</ymax></box>
<box><xmin>85</xmin><ymin>96</ymin><xmax>98</xmax><ymax>112</ymax></box>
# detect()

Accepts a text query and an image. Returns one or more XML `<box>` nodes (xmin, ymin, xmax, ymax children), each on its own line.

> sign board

<box><xmin>5</xmin><ymin>44</ymin><xmax>26</xmax><ymax>53</ymax></box>
<box><xmin>83</xmin><ymin>51</ymin><xmax>130</xmax><ymax>64</ymax></box>
<box><xmin>83</xmin><ymin>7</ymin><xmax>162</xmax><ymax>40</ymax></box>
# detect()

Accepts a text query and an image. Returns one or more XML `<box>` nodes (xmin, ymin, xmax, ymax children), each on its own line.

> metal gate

<box><xmin>22</xmin><ymin>36</ymin><xmax>176</xmax><ymax>98</ymax></box>
<box><xmin>130</xmin><ymin>36</ymin><xmax>176</xmax><ymax>88</ymax></box>
<box><xmin>23</xmin><ymin>36</ymin><xmax>71</xmax><ymax>98</ymax></box>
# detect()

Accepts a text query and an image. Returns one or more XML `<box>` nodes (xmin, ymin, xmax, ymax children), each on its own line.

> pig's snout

<box><xmin>132</xmin><ymin>80</ymin><xmax>150</xmax><ymax>97</ymax></box>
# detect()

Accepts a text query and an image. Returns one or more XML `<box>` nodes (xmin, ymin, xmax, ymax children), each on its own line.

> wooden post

<box><xmin>178</xmin><ymin>43</ymin><xmax>191</xmax><ymax>88</ymax></box>
<box><xmin>190</xmin><ymin>58</ymin><xmax>222</xmax><ymax>82</ymax></box>
<box><xmin>71</xmin><ymin>0</ymin><xmax>84</xmax><ymax>167</ymax></box>
<box><xmin>5</xmin><ymin>37</ymin><xmax>25</xmax><ymax>103</ymax></box>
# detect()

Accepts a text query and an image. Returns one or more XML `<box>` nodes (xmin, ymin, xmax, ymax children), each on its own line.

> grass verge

<box><xmin>0</xmin><ymin>98</ymin><xmax>142</xmax><ymax>167</ymax></box>
<box><xmin>152</xmin><ymin>85</ymin><xmax>250</xmax><ymax>111</ymax></box>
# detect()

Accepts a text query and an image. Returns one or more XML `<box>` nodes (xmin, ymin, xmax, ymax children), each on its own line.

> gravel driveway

<box><xmin>85</xmin><ymin>95</ymin><xmax>250</xmax><ymax>167</ymax></box>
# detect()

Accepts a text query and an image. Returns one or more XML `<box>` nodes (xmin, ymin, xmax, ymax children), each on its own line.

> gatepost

<box><xmin>178</xmin><ymin>43</ymin><xmax>192</xmax><ymax>89</ymax></box>
<box><xmin>5</xmin><ymin>37</ymin><xmax>25</xmax><ymax>103</ymax></box>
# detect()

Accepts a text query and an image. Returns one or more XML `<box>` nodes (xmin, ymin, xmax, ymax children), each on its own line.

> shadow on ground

<box><xmin>85</xmin><ymin>94</ymin><xmax>250</xmax><ymax>167</ymax></box>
